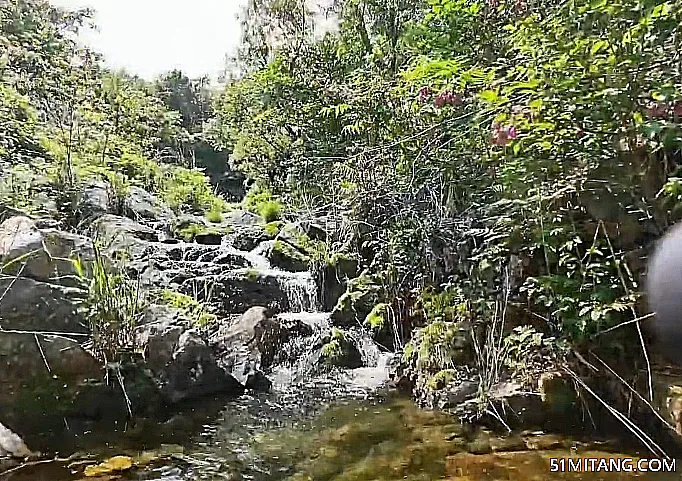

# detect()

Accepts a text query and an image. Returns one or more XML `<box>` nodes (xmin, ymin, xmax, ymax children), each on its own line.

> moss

<box><xmin>427</xmin><ymin>369</ymin><xmax>458</xmax><ymax>390</ymax></box>
<box><xmin>365</xmin><ymin>303</ymin><xmax>389</xmax><ymax>330</ymax></box>
<box><xmin>155</xmin><ymin>289</ymin><xmax>217</xmax><ymax>327</ymax></box>
<box><xmin>175</xmin><ymin>222</ymin><xmax>232</xmax><ymax>242</ymax></box>
<box><xmin>244</xmin><ymin>268</ymin><xmax>260</xmax><ymax>282</ymax></box>
<box><xmin>205</xmin><ymin>207</ymin><xmax>224</xmax><ymax>223</ymax></box>
<box><xmin>263</xmin><ymin>220</ymin><xmax>284</xmax><ymax>238</ymax></box>
<box><xmin>321</xmin><ymin>328</ymin><xmax>362</xmax><ymax>368</ymax></box>
<box><xmin>271</xmin><ymin>240</ymin><xmax>310</xmax><ymax>271</ymax></box>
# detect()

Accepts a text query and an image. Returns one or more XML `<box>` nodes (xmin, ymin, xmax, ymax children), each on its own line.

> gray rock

<box><xmin>124</xmin><ymin>186</ymin><xmax>173</xmax><ymax>221</ymax></box>
<box><xmin>222</xmin><ymin>210</ymin><xmax>262</xmax><ymax>227</ymax></box>
<box><xmin>181</xmin><ymin>271</ymin><xmax>302</xmax><ymax>315</ymax></box>
<box><xmin>135</xmin><ymin>306</ymin><xmax>244</xmax><ymax>403</ymax></box>
<box><xmin>0</xmin><ymin>216</ymin><xmax>95</xmax><ymax>285</ymax></box>
<box><xmin>211</xmin><ymin>307</ymin><xmax>313</xmax><ymax>391</ymax></box>
<box><xmin>160</xmin><ymin>329</ymin><xmax>244</xmax><ymax>403</ymax></box>
<box><xmin>0</xmin><ymin>332</ymin><xmax>100</xmax><ymax>387</ymax></box>
<box><xmin>91</xmin><ymin>214</ymin><xmax>158</xmax><ymax>259</ymax></box>
<box><xmin>0</xmin><ymin>276</ymin><xmax>88</xmax><ymax>333</ymax></box>
<box><xmin>78</xmin><ymin>180</ymin><xmax>115</xmax><ymax>220</ymax></box>
<box><xmin>220</xmin><ymin>210</ymin><xmax>267</xmax><ymax>251</ymax></box>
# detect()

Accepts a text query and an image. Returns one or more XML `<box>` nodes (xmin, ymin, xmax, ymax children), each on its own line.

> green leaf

<box><xmin>478</xmin><ymin>90</ymin><xmax>499</xmax><ymax>103</ymax></box>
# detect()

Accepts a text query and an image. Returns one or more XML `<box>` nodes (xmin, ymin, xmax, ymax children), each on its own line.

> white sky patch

<box><xmin>49</xmin><ymin>0</ymin><xmax>246</xmax><ymax>81</ymax></box>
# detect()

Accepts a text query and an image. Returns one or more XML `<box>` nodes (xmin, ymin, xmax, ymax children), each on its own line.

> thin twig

<box><xmin>34</xmin><ymin>334</ymin><xmax>52</xmax><ymax>374</ymax></box>
<box><xmin>588</xmin><ymin>350</ymin><xmax>676</xmax><ymax>434</ymax></box>
<box><xmin>565</xmin><ymin>367</ymin><xmax>669</xmax><ymax>459</ymax></box>
<box><xmin>595</xmin><ymin>313</ymin><xmax>655</xmax><ymax>336</ymax></box>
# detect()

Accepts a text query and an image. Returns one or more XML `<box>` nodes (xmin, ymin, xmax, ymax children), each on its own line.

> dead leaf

<box><xmin>83</xmin><ymin>456</ymin><xmax>133</xmax><ymax>477</ymax></box>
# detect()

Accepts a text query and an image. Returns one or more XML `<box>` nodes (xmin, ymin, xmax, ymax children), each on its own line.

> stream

<box><xmin>2</xmin><ymin>225</ymin><xmax>681</xmax><ymax>480</ymax></box>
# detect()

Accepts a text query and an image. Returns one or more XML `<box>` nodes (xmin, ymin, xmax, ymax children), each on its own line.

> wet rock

<box><xmin>78</xmin><ymin>180</ymin><xmax>115</xmax><ymax>220</ymax></box>
<box><xmin>182</xmin><ymin>272</ymin><xmax>298</xmax><ymax>315</ymax></box>
<box><xmin>321</xmin><ymin>329</ymin><xmax>363</xmax><ymax>369</ymax></box>
<box><xmin>0</xmin><ymin>276</ymin><xmax>87</xmax><ymax>333</ymax></box>
<box><xmin>123</xmin><ymin>186</ymin><xmax>173</xmax><ymax>221</ymax></box>
<box><xmin>212</xmin><ymin>307</ymin><xmax>313</xmax><ymax>391</ymax></box>
<box><xmin>321</xmin><ymin>255</ymin><xmax>358</xmax><ymax>311</ymax></box>
<box><xmin>70</xmin><ymin>365</ymin><xmax>163</xmax><ymax>421</ymax></box>
<box><xmin>0</xmin><ymin>422</ymin><xmax>32</xmax><ymax>458</ymax></box>
<box><xmin>160</xmin><ymin>329</ymin><xmax>244</xmax><ymax>403</ymax></box>
<box><xmin>265</xmin><ymin>240</ymin><xmax>310</xmax><ymax>272</ymax></box>
<box><xmin>195</xmin><ymin>231</ymin><xmax>225</xmax><ymax>245</ymax></box>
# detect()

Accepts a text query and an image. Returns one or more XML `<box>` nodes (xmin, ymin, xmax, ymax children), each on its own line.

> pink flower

<box><xmin>418</xmin><ymin>86</ymin><xmax>431</xmax><ymax>103</ymax></box>
<box><xmin>434</xmin><ymin>94</ymin><xmax>446</xmax><ymax>108</ymax></box>
<box><xmin>674</xmin><ymin>101</ymin><xmax>682</xmax><ymax>118</ymax></box>
<box><xmin>490</xmin><ymin>122</ymin><xmax>518</xmax><ymax>146</ymax></box>
<box><xmin>647</xmin><ymin>102</ymin><xmax>668</xmax><ymax>119</ymax></box>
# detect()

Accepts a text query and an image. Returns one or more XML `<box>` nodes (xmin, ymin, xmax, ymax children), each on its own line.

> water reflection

<box><xmin>2</xmin><ymin>394</ymin><xmax>679</xmax><ymax>481</ymax></box>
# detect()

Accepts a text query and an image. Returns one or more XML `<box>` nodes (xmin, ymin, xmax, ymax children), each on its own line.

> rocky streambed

<box><xmin>1</xmin><ymin>181</ymin><xmax>682</xmax><ymax>480</ymax></box>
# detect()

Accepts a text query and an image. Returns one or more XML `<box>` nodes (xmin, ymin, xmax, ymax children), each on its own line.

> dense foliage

<box><xmin>3</xmin><ymin>0</ymin><xmax>682</xmax><ymax>416</ymax></box>
<box><xmin>218</xmin><ymin>0</ymin><xmax>682</xmax><ymax>388</ymax></box>
<box><xmin>0</xmin><ymin>0</ymin><xmax>228</xmax><ymax>221</ymax></box>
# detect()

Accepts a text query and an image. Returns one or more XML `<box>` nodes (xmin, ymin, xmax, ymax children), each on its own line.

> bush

<box><xmin>73</xmin><ymin>244</ymin><xmax>144</xmax><ymax>361</ymax></box>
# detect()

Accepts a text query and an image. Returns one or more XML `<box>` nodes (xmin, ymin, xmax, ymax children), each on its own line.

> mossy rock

<box><xmin>268</xmin><ymin>240</ymin><xmax>310</xmax><ymax>272</ymax></box>
<box><xmin>321</xmin><ymin>329</ymin><xmax>363</xmax><ymax>369</ymax></box>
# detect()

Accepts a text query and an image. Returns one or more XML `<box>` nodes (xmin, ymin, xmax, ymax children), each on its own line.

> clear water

<box><xmin>2</xmin><ymin>387</ymin><xmax>679</xmax><ymax>481</ymax></box>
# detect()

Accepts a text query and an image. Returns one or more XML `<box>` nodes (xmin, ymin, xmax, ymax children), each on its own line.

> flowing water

<box><xmin>2</xmin><ymin>236</ymin><xmax>681</xmax><ymax>480</ymax></box>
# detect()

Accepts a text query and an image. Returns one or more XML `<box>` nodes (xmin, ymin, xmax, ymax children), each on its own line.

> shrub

<box><xmin>73</xmin><ymin>244</ymin><xmax>144</xmax><ymax>361</ymax></box>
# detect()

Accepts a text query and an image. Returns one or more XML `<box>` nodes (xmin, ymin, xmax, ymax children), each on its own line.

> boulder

<box><xmin>160</xmin><ymin>329</ymin><xmax>244</xmax><ymax>403</ymax></box>
<box><xmin>0</xmin><ymin>276</ymin><xmax>88</xmax><ymax>333</ymax></box>
<box><xmin>124</xmin><ymin>186</ymin><xmax>173</xmax><ymax>221</ymax></box>
<box><xmin>0</xmin><ymin>333</ymin><xmax>100</xmax><ymax>388</ymax></box>
<box><xmin>221</xmin><ymin>210</ymin><xmax>267</xmax><ymax>251</ymax></box>
<box><xmin>211</xmin><ymin>306</ymin><xmax>276</xmax><ymax>391</ymax></box>
<box><xmin>78</xmin><ymin>180</ymin><xmax>115</xmax><ymax>220</ymax></box>
<box><xmin>0</xmin><ymin>216</ymin><xmax>94</xmax><ymax>285</ymax></box>
<box><xmin>181</xmin><ymin>270</ymin><xmax>317</xmax><ymax>315</ymax></box>
<box><xmin>0</xmin><ymin>332</ymin><xmax>103</xmax><ymax>440</ymax></box>
<box><xmin>321</xmin><ymin>329</ymin><xmax>363</xmax><ymax>369</ymax></box>
<box><xmin>91</xmin><ymin>214</ymin><xmax>158</xmax><ymax>259</ymax></box>
<box><xmin>222</xmin><ymin>209</ymin><xmax>262</xmax><ymax>227</ymax></box>
<box><xmin>135</xmin><ymin>305</ymin><xmax>244</xmax><ymax>403</ymax></box>
<box><xmin>265</xmin><ymin>240</ymin><xmax>310</xmax><ymax>272</ymax></box>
